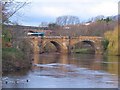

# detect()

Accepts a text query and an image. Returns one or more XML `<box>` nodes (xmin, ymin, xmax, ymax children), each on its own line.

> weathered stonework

<box><xmin>29</xmin><ymin>36</ymin><xmax>104</xmax><ymax>54</ymax></box>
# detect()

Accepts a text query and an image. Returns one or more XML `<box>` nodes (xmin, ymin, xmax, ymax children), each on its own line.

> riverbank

<box><xmin>104</xmin><ymin>26</ymin><xmax>120</xmax><ymax>56</ymax></box>
<box><xmin>72</xmin><ymin>48</ymin><xmax>95</xmax><ymax>54</ymax></box>
<box><xmin>2</xmin><ymin>48</ymin><xmax>32</xmax><ymax>72</ymax></box>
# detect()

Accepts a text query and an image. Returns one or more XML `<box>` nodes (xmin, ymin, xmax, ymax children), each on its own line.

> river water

<box><xmin>2</xmin><ymin>53</ymin><xmax>118</xmax><ymax>88</ymax></box>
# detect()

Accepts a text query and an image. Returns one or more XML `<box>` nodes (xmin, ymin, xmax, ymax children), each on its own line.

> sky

<box><xmin>11</xmin><ymin>0</ymin><xmax>119</xmax><ymax>26</ymax></box>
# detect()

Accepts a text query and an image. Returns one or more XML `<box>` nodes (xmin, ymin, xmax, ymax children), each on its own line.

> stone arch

<box><xmin>72</xmin><ymin>39</ymin><xmax>97</xmax><ymax>54</ymax></box>
<box><xmin>42</xmin><ymin>40</ymin><xmax>68</xmax><ymax>53</ymax></box>
<box><xmin>81</xmin><ymin>40</ymin><xmax>95</xmax><ymax>48</ymax></box>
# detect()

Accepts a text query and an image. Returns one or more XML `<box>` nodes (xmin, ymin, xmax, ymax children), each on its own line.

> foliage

<box><xmin>2</xmin><ymin>47</ymin><xmax>27</xmax><ymax>71</ymax></box>
<box><xmin>102</xmin><ymin>39</ymin><xmax>109</xmax><ymax>51</ymax></box>
<box><xmin>2</xmin><ymin>25</ymin><xmax>12</xmax><ymax>48</ymax></box>
<box><xmin>2</xmin><ymin>39</ymin><xmax>33</xmax><ymax>72</ymax></box>
<box><xmin>48</xmin><ymin>23</ymin><xmax>60</xmax><ymax>30</ymax></box>
<box><xmin>2</xmin><ymin>27</ymin><xmax>11</xmax><ymax>42</ymax></box>
<box><xmin>2</xmin><ymin>48</ymin><xmax>24</xmax><ymax>59</ymax></box>
<box><xmin>1</xmin><ymin>1</ymin><xmax>31</xmax><ymax>72</ymax></box>
<box><xmin>104</xmin><ymin>26</ymin><xmax>119</xmax><ymax>55</ymax></box>
<box><xmin>104</xmin><ymin>17</ymin><xmax>111</xmax><ymax>23</ymax></box>
<box><xmin>18</xmin><ymin>38</ymin><xmax>33</xmax><ymax>55</ymax></box>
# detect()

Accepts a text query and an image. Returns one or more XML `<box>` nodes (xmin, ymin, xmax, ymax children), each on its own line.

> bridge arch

<box><xmin>81</xmin><ymin>40</ymin><xmax>95</xmax><ymax>47</ymax></box>
<box><xmin>71</xmin><ymin>39</ymin><xmax>98</xmax><ymax>54</ymax></box>
<box><xmin>27</xmin><ymin>36</ymin><xmax>103</xmax><ymax>54</ymax></box>
<box><xmin>42</xmin><ymin>40</ymin><xmax>68</xmax><ymax>53</ymax></box>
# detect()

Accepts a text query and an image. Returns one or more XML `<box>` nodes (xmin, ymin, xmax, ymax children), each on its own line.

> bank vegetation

<box><xmin>104</xmin><ymin>26</ymin><xmax>120</xmax><ymax>56</ymax></box>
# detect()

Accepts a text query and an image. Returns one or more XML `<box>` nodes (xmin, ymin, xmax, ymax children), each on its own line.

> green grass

<box><xmin>2</xmin><ymin>48</ymin><xmax>18</xmax><ymax>52</ymax></box>
<box><xmin>2</xmin><ymin>27</ymin><xmax>32</xmax><ymax>72</ymax></box>
<box><xmin>2</xmin><ymin>47</ymin><xmax>31</xmax><ymax>72</ymax></box>
<box><xmin>2</xmin><ymin>47</ymin><xmax>24</xmax><ymax>61</ymax></box>
<box><xmin>2</xmin><ymin>29</ymin><xmax>12</xmax><ymax>42</ymax></box>
<box><xmin>73</xmin><ymin>48</ymin><xmax>95</xmax><ymax>54</ymax></box>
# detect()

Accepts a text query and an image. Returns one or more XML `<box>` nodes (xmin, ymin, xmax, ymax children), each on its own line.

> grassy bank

<box><xmin>72</xmin><ymin>48</ymin><xmax>95</xmax><ymax>54</ymax></box>
<box><xmin>2</xmin><ymin>48</ymin><xmax>32</xmax><ymax>72</ymax></box>
<box><xmin>2</xmin><ymin>26</ymin><xmax>33</xmax><ymax>72</ymax></box>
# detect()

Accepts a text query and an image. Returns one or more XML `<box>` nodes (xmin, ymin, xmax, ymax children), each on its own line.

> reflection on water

<box><xmin>2</xmin><ymin>53</ymin><xmax>118</xmax><ymax>88</ymax></box>
<box><xmin>103</xmin><ymin>56</ymin><xmax>118</xmax><ymax>75</ymax></box>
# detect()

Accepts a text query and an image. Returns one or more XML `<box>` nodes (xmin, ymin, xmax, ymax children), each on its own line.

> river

<box><xmin>2</xmin><ymin>53</ymin><xmax>118</xmax><ymax>88</ymax></box>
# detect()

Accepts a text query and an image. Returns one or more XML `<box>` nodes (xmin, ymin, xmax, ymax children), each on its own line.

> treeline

<box><xmin>49</xmin><ymin>15</ymin><xmax>117</xmax><ymax>37</ymax></box>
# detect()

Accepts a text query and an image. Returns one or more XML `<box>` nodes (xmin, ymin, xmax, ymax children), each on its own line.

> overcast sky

<box><xmin>11</xmin><ymin>0</ymin><xmax>119</xmax><ymax>26</ymax></box>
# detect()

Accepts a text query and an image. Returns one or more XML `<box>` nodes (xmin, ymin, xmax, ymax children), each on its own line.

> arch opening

<box><xmin>43</xmin><ymin>41</ymin><xmax>62</xmax><ymax>53</ymax></box>
<box><xmin>72</xmin><ymin>40</ymin><xmax>96</xmax><ymax>54</ymax></box>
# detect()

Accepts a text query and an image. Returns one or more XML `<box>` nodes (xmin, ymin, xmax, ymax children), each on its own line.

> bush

<box><xmin>2</xmin><ymin>47</ymin><xmax>32</xmax><ymax>72</ymax></box>
<box><xmin>104</xmin><ymin>26</ymin><xmax>119</xmax><ymax>55</ymax></box>
<box><xmin>102</xmin><ymin>39</ymin><xmax>109</xmax><ymax>51</ymax></box>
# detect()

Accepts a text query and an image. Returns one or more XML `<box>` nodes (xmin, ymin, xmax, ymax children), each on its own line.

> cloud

<box><xmin>12</xmin><ymin>0</ymin><xmax>119</xmax><ymax>26</ymax></box>
<box><xmin>40</xmin><ymin>7</ymin><xmax>73</xmax><ymax>17</ymax></box>
<box><xmin>29</xmin><ymin>0</ymin><xmax>104</xmax><ymax>4</ymax></box>
<box><xmin>24</xmin><ymin>0</ymin><xmax>118</xmax><ymax>17</ymax></box>
<box><xmin>27</xmin><ymin>5</ymin><xmax>73</xmax><ymax>18</ymax></box>
<box><xmin>90</xmin><ymin>1</ymin><xmax>118</xmax><ymax>16</ymax></box>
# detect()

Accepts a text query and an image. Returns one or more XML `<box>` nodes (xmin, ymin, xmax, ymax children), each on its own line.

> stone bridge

<box><xmin>28</xmin><ymin>36</ymin><xmax>104</xmax><ymax>54</ymax></box>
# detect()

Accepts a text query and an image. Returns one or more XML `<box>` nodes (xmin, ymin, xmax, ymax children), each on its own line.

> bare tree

<box><xmin>56</xmin><ymin>15</ymin><xmax>80</xmax><ymax>26</ymax></box>
<box><xmin>48</xmin><ymin>23</ymin><xmax>60</xmax><ymax>30</ymax></box>
<box><xmin>2</xmin><ymin>0</ymin><xmax>29</xmax><ymax>48</ymax></box>
<box><xmin>1</xmin><ymin>0</ymin><xmax>28</xmax><ymax>24</ymax></box>
<box><xmin>52</xmin><ymin>19</ymin><xmax>117</xmax><ymax>37</ymax></box>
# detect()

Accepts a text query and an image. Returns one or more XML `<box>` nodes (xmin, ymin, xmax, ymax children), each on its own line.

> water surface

<box><xmin>2</xmin><ymin>53</ymin><xmax>118</xmax><ymax>88</ymax></box>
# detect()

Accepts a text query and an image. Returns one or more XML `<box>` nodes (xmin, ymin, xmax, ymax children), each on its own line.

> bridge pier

<box><xmin>95</xmin><ymin>41</ymin><xmax>104</xmax><ymax>55</ymax></box>
<box><xmin>31</xmin><ymin>37</ymin><xmax>40</xmax><ymax>54</ymax></box>
<box><xmin>95</xmin><ymin>49</ymin><xmax>103</xmax><ymax>54</ymax></box>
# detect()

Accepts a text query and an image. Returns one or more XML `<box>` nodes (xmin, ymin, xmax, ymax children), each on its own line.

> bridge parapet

<box><xmin>78</xmin><ymin>36</ymin><xmax>103</xmax><ymax>39</ymax></box>
<box><xmin>26</xmin><ymin>36</ymin><xmax>103</xmax><ymax>41</ymax></box>
<box><xmin>43</xmin><ymin>36</ymin><xmax>69</xmax><ymax>39</ymax></box>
